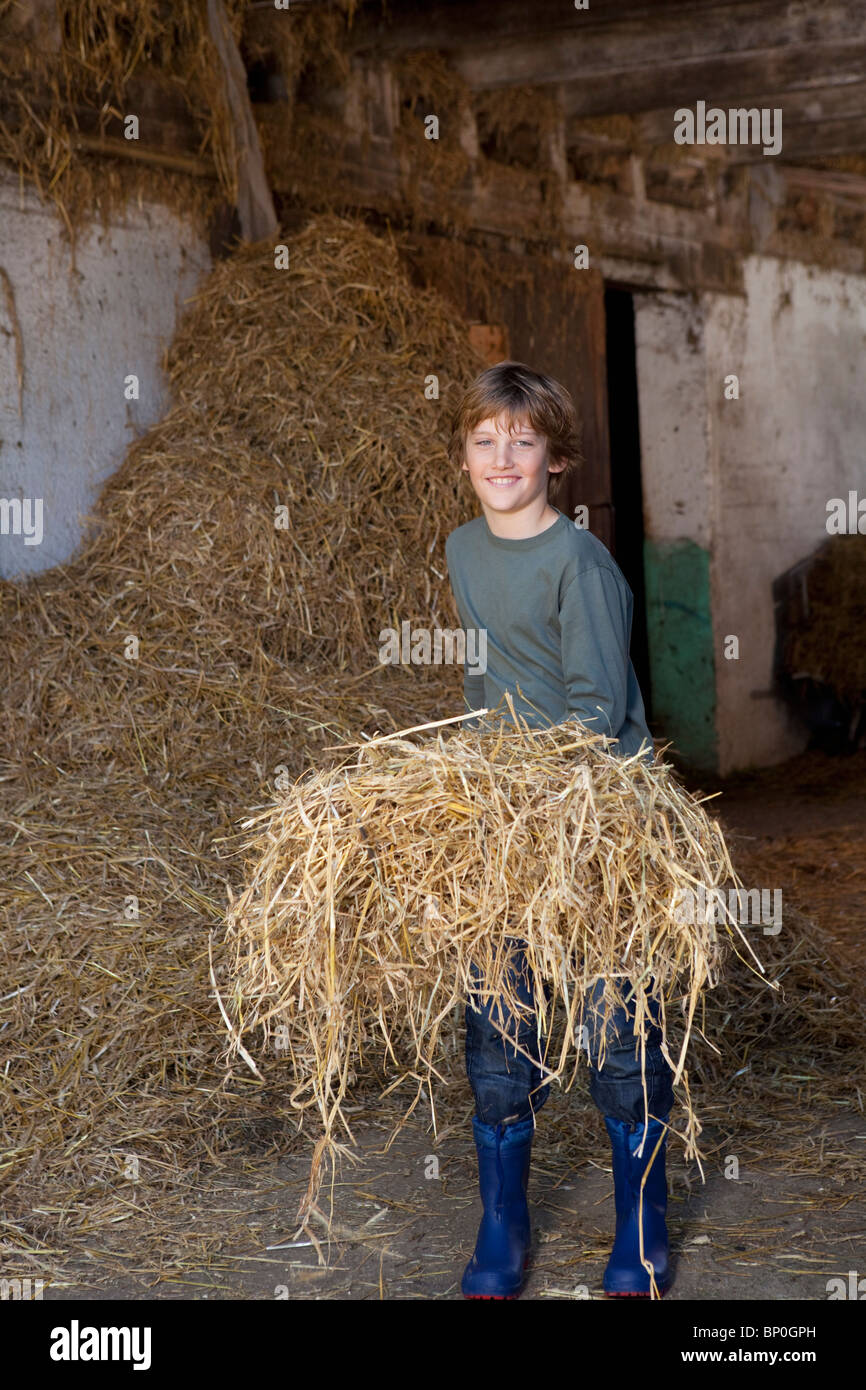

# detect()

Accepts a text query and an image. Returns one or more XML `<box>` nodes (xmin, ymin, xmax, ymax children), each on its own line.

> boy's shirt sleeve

<box><xmin>556</xmin><ymin>563</ymin><xmax>631</xmax><ymax>747</ymax></box>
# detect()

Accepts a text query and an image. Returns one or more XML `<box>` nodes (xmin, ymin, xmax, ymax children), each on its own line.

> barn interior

<box><xmin>0</xmin><ymin>0</ymin><xmax>864</xmax><ymax>1302</ymax></box>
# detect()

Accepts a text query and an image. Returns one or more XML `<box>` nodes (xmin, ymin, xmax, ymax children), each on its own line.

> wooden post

<box><xmin>206</xmin><ymin>0</ymin><xmax>279</xmax><ymax>242</ymax></box>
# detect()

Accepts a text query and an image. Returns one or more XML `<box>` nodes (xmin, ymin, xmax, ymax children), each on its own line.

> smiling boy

<box><xmin>444</xmin><ymin>360</ymin><xmax>672</xmax><ymax>1300</ymax></box>
<box><xmin>445</xmin><ymin>359</ymin><xmax>653</xmax><ymax>760</ymax></box>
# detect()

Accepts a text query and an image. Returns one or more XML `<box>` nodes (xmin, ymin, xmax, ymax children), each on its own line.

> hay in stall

<box><xmin>0</xmin><ymin>211</ymin><xmax>484</xmax><ymax>1269</ymax></box>
<box><xmin>223</xmin><ymin>694</ymin><xmax>765</xmax><ymax>1233</ymax></box>
<box><xmin>783</xmin><ymin>535</ymin><xmax>866</xmax><ymax>707</ymax></box>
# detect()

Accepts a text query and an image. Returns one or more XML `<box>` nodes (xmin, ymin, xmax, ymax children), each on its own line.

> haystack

<box><xmin>782</xmin><ymin>535</ymin><xmax>866</xmax><ymax>706</ymax></box>
<box><xmin>224</xmin><ymin>695</ymin><xmax>764</xmax><ymax>1230</ymax></box>
<box><xmin>0</xmin><ymin>211</ymin><xmax>484</xmax><ymax>1259</ymax></box>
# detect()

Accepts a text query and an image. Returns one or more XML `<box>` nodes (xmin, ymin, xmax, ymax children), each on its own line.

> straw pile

<box><xmin>224</xmin><ymin>697</ymin><xmax>763</xmax><ymax>1229</ymax></box>
<box><xmin>0</xmin><ymin>211</ymin><xmax>483</xmax><ymax>1257</ymax></box>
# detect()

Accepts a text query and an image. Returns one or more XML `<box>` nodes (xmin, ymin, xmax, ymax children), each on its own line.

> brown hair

<box><xmin>448</xmin><ymin>360</ymin><xmax>583</xmax><ymax>510</ymax></box>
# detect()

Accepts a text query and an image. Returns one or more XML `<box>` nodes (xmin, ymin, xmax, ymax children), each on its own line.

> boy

<box><xmin>444</xmin><ymin>361</ymin><xmax>674</xmax><ymax>1300</ymax></box>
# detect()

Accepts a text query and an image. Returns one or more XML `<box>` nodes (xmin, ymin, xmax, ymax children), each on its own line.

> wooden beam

<box><xmin>782</xmin><ymin>166</ymin><xmax>866</xmax><ymax>200</ymax></box>
<box><xmin>0</xmin><ymin>78</ymin><xmax>216</xmax><ymax>177</ymax></box>
<box><xmin>759</xmin><ymin>119</ymin><xmax>866</xmax><ymax>161</ymax></box>
<box><xmin>267</xmin><ymin>128</ymin><xmax>745</xmax><ymax>294</ymax></box>
<box><xmin>70</xmin><ymin>132</ymin><xmax>215</xmax><ymax>177</ymax></box>
<box><xmin>351</xmin><ymin>0</ymin><xmax>862</xmax><ymax>83</ymax></box>
<box><xmin>555</xmin><ymin>43</ymin><xmax>866</xmax><ymax>121</ymax></box>
<box><xmin>350</xmin><ymin>0</ymin><xmax>866</xmax><ymax>157</ymax></box>
<box><xmin>563</xmin><ymin>80</ymin><xmax>866</xmax><ymax>161</ymax></box>
<box><xmin>0</xmin><ymin>77</ymin><xmax>206</xmax><ymax>163</ymax></box>
<box><xmin>633</xmin><ymin>81</ymin><xmax>866</xmax><ymax>149</ymax></box>
<box><xmin>350</xmin><ymin>0</ymin><xmax>793</xmax><ymax>57</ymax></box>
<box><xmin>206</xmin><ymin>0</ymin><xmax>279</xmax><ymax>239</ymax></box>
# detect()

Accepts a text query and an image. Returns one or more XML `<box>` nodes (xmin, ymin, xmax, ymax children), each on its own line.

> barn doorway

<box><xmin>604</xmin><ymin>286</ymin><xmax>652</xmax><ymax>721</ymax></box>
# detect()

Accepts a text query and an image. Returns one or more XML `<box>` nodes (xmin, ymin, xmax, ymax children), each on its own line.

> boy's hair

<box><xmin>448</xmin><ymin>360</ymin><xmax>583</xmax><ymax>510</ymax></box>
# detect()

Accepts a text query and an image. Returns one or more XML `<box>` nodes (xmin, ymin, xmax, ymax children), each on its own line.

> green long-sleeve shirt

<box><xmin>444</xmin><ymin>509</ymin><xmax>653</xmax><ymax>761</ymax></box>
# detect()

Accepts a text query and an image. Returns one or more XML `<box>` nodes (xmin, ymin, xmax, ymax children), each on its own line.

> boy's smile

<box><xmin>462</xmin><ymin>414</ymin><xmax>565</xmax><ymax>537</ymax></box>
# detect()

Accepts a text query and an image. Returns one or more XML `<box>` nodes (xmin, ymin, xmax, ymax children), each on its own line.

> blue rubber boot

<box><xmin>603</xmin><ymin>1115</ymin><xmax>671</xmax><ymax>1297</ymax></box>
<box><xmin>462</xmin><ymin>1114</ymin><xmax>535</xmax><ymax>1299</ymax></box>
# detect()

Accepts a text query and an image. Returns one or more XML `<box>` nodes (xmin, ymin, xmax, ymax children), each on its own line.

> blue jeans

<box><xmin>465</xmin><ymin>940</ymin><xmax>674</xmax><ymax>1127</ymax></box>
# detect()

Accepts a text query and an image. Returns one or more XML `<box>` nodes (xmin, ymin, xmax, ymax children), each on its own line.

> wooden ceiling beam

<box><xmin>350</xmin><ymin>0</ymin><xmax>861</xmax><ymax>82</ymax></box>
<box><xmin>553</xmin><ymin>43</ymin><xmax>866</xmax><ymax>120</ymax></box>
<box><xmin>350</xmin><ymin>0</ymin><xmax>838</xmax><ymax>57</ymax></box>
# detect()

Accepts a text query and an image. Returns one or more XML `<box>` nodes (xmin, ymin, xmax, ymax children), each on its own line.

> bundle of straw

<box><xmin>224</xmin><ymin>695</ymin><xmax>762</xmax><ymax>1231</ymax></box>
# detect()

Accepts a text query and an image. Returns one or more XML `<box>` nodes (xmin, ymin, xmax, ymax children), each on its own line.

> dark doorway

<box><xmin>398</xmin><ymin>228</ymin><xmax>615</xmax><ymax>552</ymax></box>
<box><xmin>604</xmin><ymin>287</ymin><xmax>652</xmax><ymax>721</ymax></box>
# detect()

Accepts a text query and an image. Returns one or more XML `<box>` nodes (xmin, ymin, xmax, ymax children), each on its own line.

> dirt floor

<box><xmin>32</xmin><ymin>744</ymin><xmax>865</xmax><ymax>1303</ymax></box>
<box><xmin>40</xmin><ymin>1107</ymin><xmax>864</xmax><ymax>1302</ymax></box>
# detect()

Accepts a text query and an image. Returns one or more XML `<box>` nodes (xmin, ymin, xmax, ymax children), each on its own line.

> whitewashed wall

<box><xmin>0</xmin><ymin>171</ymin><xmax>210</xmax><ymax>577</ymax></box>
<box><xmin>634</xmin><ymin>255</ymin><xmax>866</xmax><ymax>774</ymax></box>
<box><xmin>705</xmin><ymin>255</ymin><xmax>866</xmax><ymax>773</ymax></box>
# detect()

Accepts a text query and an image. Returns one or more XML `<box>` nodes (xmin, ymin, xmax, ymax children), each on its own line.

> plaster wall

<box><xmin>0</xmin><ymin>173</ymin><xmax>211</xmax><ymax>578</ymax></box>
<box><xmin>705</xmin><ymin>255</ymin><xmax>866</xmax><ymax>773</ymax></box>
<box><xmin>633</xmin><ymin>257</ymin><xmax>866</xmax><ymax>773</ymax></box>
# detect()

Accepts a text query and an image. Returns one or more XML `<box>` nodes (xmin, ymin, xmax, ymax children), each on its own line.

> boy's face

<box><xmin>462</xmin><ymin>414</ymin><xmax>565</xmax><ymax>517</ymax></box>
